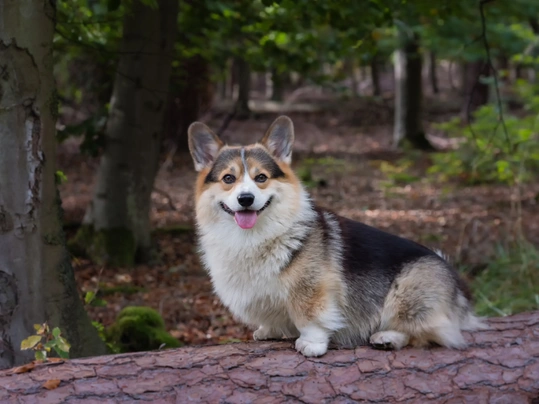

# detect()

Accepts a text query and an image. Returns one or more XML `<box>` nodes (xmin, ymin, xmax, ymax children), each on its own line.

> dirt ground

<box><xmin>57</xmin><ymin>97</ymin><xmax>539</xmax><ymax>347</ymax></box>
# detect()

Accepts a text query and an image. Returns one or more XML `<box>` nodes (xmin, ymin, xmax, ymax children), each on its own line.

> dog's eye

<box><xmin>255</xmin><ymin>174</ymin><xmax>268</xmax><ymax>183</ymax></box>
<box><xmin>222</xmin><ymin>174</ymin><xmax>236</xmax><ymax>184</ymax></box>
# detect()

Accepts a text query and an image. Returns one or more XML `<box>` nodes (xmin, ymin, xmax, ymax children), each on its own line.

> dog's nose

<box><xmin>237</xmin><ymin>193</ymin><xmax>255</xmax><ymax>207</ymax></box>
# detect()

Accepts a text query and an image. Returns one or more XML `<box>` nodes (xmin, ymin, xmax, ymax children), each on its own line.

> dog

<box><xmin>187</xmin><ymin>115</ymin><xmax>484</xmax><ymax>357</ymax></box>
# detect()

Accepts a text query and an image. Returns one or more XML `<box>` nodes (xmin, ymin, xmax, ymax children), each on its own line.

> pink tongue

<box><xmin>234</xmin><ymin>210</ymin><xmax>258</xmax><ymax>229</ymax></box>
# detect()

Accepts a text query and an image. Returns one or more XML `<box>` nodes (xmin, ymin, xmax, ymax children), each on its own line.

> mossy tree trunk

<box><xmin>235</xmin><ymin>57</ymin><xmax>252</xmax><ymax>119</ymax></box>
<box><xmin>0</xmin><ymin>0</ymin><xmax>107</xmax><ymax>369</ymax></box>
<box><xmin>81</xmin><ymin>0</ymin><xmax>178</xmax><ymax>266</ymax></box>
<box><xmin>393</xmin><ymin>27</ymin><xmax>434</xmax><ymax>150</ymax></box>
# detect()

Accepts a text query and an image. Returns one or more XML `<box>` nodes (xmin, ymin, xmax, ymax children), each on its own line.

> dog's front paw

<box><xmin>253</xmin><ymin>325</ymin><xmax>278</xmax><ymax>341</ymax></box>
<box><xmin>295</xmin><ymin>337</ymin><xmax>328</xmax><ymax>357</ymax></box>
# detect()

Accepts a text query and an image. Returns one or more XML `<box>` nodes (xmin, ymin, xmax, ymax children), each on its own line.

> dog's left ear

<box><xmin>261</xmin><ymin>115</ymin><xmax>294</xmax><ymax>164</ymax></box>
<box><xmin>188</xmin><ymin>122</ymin><xmax>224</xmax><ymax>171</ymax></box>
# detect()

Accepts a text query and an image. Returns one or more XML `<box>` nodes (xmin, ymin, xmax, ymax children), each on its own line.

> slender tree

<box><xmin>79</xmin><ymin>0</ymin><xmax>179</xmax><ymax>266</ymax></box>
<box><xmin>0</xmin><ymin>0</ymin><xmax>106</xmax><ymax>368</ymax></box>
<box><xmin>393</xmin><ymin>25</ymin><xmax>434</xmax><ymax>150</ymax></box>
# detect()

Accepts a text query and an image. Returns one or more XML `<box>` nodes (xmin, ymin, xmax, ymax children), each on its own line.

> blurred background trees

<box><xmin>1</xmin><ymin>0</ymin><xmax>538</xmax><ymax>364</ymax></box>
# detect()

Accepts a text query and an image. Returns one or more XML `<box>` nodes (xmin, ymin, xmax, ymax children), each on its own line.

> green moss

<box><xmin>107</xmin><ymin>306</ymin><xmax>181</xmax><ymax>353</ymax></box>
<box><xmin>99</xmin><ymin>284</ymin><xmax>146</xmax><ymax>296</ymax></box>
<box><xmin>69</xmin><ymin>225</ymin><xmax>136</xmax><ymax>267</ymax></box>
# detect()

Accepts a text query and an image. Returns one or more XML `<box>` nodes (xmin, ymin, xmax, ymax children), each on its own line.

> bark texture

<box><xmin>0</xmin><ymin>312</ymin><xmax>538</xmax><ymax>403</ymax></box>
<box><xmin>0</xmin><ymin>0</ymin><xmax>106</xmax><ymax>368</ymax></box>
<box><xmin>428</xmin><ymin>52</ymin><xmax>439</xmax><ymax>94</ymax></box>
<box><xmin>82</xmin><ymin>0</ymin><xmax>178</xmax><ymax>265</ymax></box>
<box><xmin>370</xmin><ymin>55</ymin><xmax>381</xmax><ymax>97</ymax></box>
<box><xmin>393</xmin><ymin>29</ymin><xmax>433</xmax><ymax>150</ymax></box>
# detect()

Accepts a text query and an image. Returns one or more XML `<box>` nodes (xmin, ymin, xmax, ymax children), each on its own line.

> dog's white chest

<box><xmin>200</xmin><ymin>235</ymin><xmax>293</xmax><ymax>325</ymax></box>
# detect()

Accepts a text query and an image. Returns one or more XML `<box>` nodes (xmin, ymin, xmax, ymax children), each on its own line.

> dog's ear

<box><xmin>261</xmin><ymin>115</ymin><xmax>294</xmax><ymax>164</ymax></box>
<box><xmin>188</xmin><ymin>122</ymin><xmax>224</xmax><ymax>171</ymax></box>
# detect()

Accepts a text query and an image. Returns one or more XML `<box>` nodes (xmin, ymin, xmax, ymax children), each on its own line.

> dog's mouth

<box><xmin>219</xmin><ymin>197</ymin><xmax>273</xmax><ymax>230</ymax></box>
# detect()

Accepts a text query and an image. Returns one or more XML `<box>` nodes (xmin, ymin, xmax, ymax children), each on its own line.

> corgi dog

<box><xmin>187</xmin><ymin>116</ymin><xmax>484</xmax><ymax>357</ymax></box>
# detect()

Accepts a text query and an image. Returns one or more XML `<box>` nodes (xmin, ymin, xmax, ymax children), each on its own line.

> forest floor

<box><xmin>57</xmin><ymin>94</ymin><xmax>539</xmax><ymax>347</ymax></box>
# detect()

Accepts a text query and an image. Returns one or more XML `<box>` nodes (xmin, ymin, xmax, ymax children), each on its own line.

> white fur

<box><xmin>197</xmin><ymin>181</ymin><xmax>317</xmax><ymax>331</ymax></box>
<box><xmin>295</xmin><ymin>324</ymin><xmax>330</xmax><ymax>357</ymax></box>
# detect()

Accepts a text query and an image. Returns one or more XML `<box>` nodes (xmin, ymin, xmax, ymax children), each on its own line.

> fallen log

<box><xmin>1</xmin><ymin>311</ymin><xmax>538</xmax><ymax>403</ymax></box>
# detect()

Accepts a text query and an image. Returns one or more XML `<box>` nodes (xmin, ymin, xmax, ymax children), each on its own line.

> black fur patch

<box><xmin>205</xmin><ymin>149</ymin><xmax>241</xmax><ymax>183</ymax></box>
<box><xmin>336</xmin><ymin>214</ymin><xmax>439</xmax><ymax>281</ymax></box>
<box><xmin>247</xmin><ymin>148</ymin><xmax>285</xmax><ymax>179</ymax></box>
<box><xmin>205</xmin><ymin>147</ymin><xmax>285</xmax><ymax>183</ymax></box>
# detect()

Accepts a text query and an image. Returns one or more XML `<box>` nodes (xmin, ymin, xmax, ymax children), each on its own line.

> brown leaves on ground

<box><xmin>11</xmin><ymin>363</ymin><xmax>36</xmax><ymax>375</ymax></box>
<box><xmin>42</xmin><ymin>379</ymin><xmax>61</xmax><ymax>390</ymax></box>
<box><xmin>58</xmin><ymin>105</ymin><xmax>539</xmax><ymax>348</ymax></box>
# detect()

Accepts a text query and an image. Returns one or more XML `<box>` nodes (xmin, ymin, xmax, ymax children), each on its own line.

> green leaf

<box><xmin>56</xmin><ymin>337</ymin><xmax>71</xmax><ymax>353</ymax></box>
<box><xmin>35</xmin><ymin>350</ymin><xmax>47</xmax><ymax>361</ymax></box>
<box><xmin>52</xmin><ymin>327</ymin><xmax>61</xmax><ymax>338</ymax></box>
<box><xmin>53</xmin><ymin>346</ymin><xmax>70</xmax><ymax>359</ymax></box>
<box><xmin>21</xmin><ymin>335</ymin><xmax>42</xmax><ymax>350</ymax></box>
<box><xmin>84</xmin><ymin>291</ymin><xmax>96</xmax><ymax>305</ymax></box>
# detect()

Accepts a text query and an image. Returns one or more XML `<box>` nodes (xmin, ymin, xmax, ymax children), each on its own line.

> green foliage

<box><xmin>21</xmin><ymin>323</ymin><xmax>70</xmax><ymax>361</ymax></box>
<box><xmin>471</xmin><ymin>241</ymin><xmax>539</xmax><ymax>317</ymax></box>
<box><xmin>428</xmin><ymin>97</ymin><xmax>539</xmax><ymax>185</ymax></box>
<box><xmin>379</xmin><ymin>159</ymin><xmax>421</xmax><ymax>188</ymax></box>
<box><xmin>296</xmin><ymin>156</ymin><xmax>345</xmax><ymax>188</ymax></box>
<box><xmin>55</xmin><ymin>170</ymin><xmax>68</xmax><ymax>185</ymax></box>
<box><xmin>107</xmin><ymin>306</ymin><xmax>181</xmax><ymax>353</ymax></box>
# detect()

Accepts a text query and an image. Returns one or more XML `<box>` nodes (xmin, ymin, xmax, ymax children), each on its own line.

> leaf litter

<box><xmin>58</xmin><ymin>107</ymin><xmax>539</xmax><ymax>348</ymax></box>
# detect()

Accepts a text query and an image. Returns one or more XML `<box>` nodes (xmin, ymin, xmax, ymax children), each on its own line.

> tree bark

<box><xmin>460</xmin><ymin>61</ymin><xmax>490</xmax><ymax>123</ymax></box>
<box><xmin>235</xmin><ymin>57</ymin><xmax>252</xmax><ymax>119</ymax></box>
<box><xmin>171</xmin><ymin>55</ymin><xmax>212</xmax><ymax>153</ymax></box>
<box><xmin>0</xmin><ymin>0</ymin><xmax>107</xmax><ymax>369</ymax></box>
<box><xmin>428</xmin><ymin>51</ymin><xmax>439</xmax><ymax>94</ymax></box>
<box><xmin>270</xmin><ymin>69</ymin><xmax>285</xmax><ymax>102</ymax></box>
<box><xmin>80</xmin><ymin>0</ymin><xmax>178</xmax><ymax>265</ymax></box>
<box><xmin>393</xmin><ymin>28</ymin><xmax>434</xmax><ymax>150</ymax></box>
<box><xmin>370</xmin><ymin>55</ymin><xmax>381</xmax><ymax>96</ymax></box>
<box><xmin>1</xmin><ymin>312</ymin><xmax>538</xmax><ymax>402</ymax></box>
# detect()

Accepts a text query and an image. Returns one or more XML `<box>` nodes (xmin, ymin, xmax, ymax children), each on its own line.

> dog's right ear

<box><xmin>188</xmin><ymin>122</ymin><xmax>224</xmax><ymax>171</ymax></box>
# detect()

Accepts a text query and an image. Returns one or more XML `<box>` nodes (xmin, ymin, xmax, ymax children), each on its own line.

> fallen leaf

<box><xmin>43</xmin><ymin>379</ymin><xmax>61</xmax><ymax>390</ymax></box>
<box><xmin>12</xmin><ymin>363</ymin><xmax>35</xmax><ymax>374</ymax></box>
<box><xmin>47</xmin><ymin>357</ymin><xmax>64</xmax><ymax>363</ymax></box>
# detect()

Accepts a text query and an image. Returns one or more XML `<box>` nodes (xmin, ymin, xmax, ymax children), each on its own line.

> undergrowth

<box><xmin>470</xmin><ymin>240</ymin><xmax>539</xmax><ymax>317</ymax></box>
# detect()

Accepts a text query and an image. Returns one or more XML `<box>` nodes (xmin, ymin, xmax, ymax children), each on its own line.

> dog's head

<box><xmin>188</xmin><ymin>116</ymin><xmax>303</xmax><ymax>231</ymax></box>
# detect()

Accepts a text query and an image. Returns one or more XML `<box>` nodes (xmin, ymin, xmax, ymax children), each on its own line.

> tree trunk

<box><xmin>461</xmin><ymin>61</ymin><xmax>489</xmax><ymax>123</ymax></box>
<box><xmin>1</xmin><ymin>312</ymin><xmax>538</xmax><ymax>401</ymax></box>
<box><xmin>79</xmin><ymin>0</ymin><xmax>178</xmax><ymax>266</ymax></box>
<box><xmin>393</xmin><ymin>28</ymin><xmax>434</xmax><ymax>150</ymax></box>
<box><xmin>172</xmin><ymin>55</ymin><xmax>211</xmax><ymax>152</ymax></box>
<box><xmin>270</xmin><ymin>69</ymin><xmax>285</xmax><ymax>102</ymax></box>
<box><xmin>0</xmin><ymin>0</ymin><xmax>106</xmax><ymax>369</ymax></box>
<box><xmin>235</xmin><ymin>57</ymin><xmax>251</xmax><ymax>119</ymax></box>
<box><xmin>428</xmin><ymin>51</ymin><xmax>439</xmax><ymax>94</ymax></box>
<box><xmin>370</xmin><ymin>55</ymin><xmax>381</xmax><ymax>96</ymax></box>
